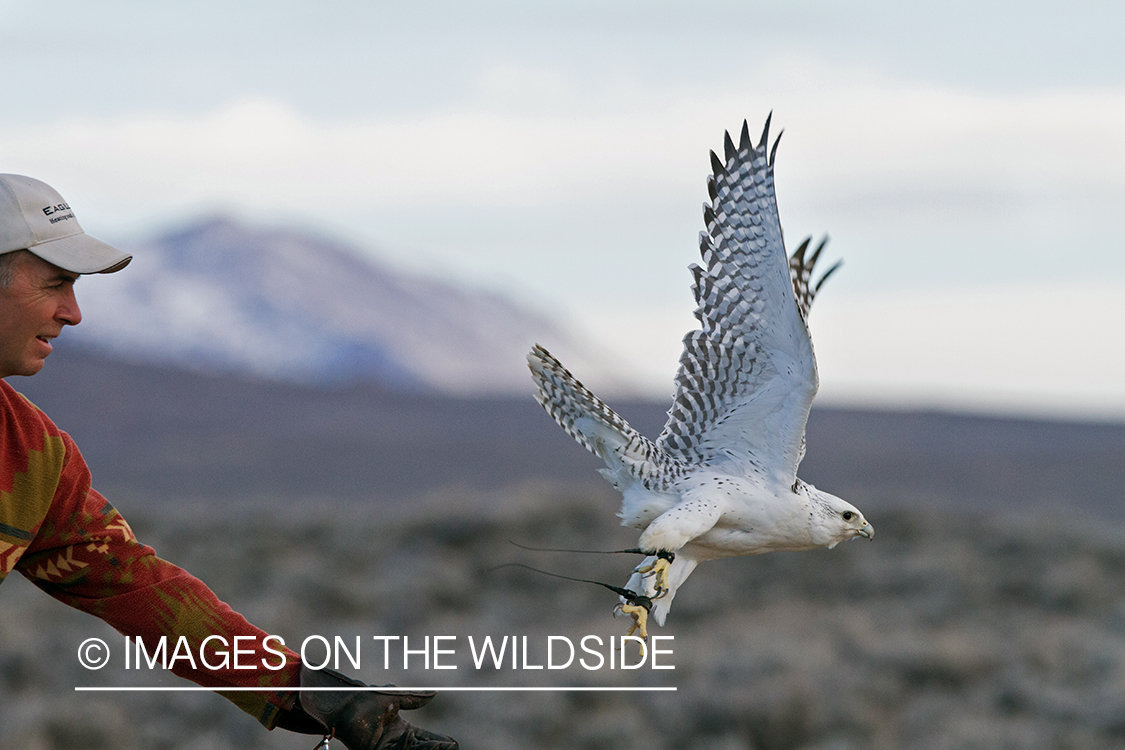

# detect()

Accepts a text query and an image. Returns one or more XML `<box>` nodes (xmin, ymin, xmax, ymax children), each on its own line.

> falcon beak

<box><xmin>855</xmin><ymin>524</ymin><xmax>874</xmax><ymax>540</ymax></box>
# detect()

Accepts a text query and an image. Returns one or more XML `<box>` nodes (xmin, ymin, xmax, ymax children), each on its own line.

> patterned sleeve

<box><xmin>14</xmin><ymin>425</ymin><xmax>301</xmax><ymax>728</ymax></box>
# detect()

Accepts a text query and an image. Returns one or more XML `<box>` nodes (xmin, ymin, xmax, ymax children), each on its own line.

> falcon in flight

<box><xmin>528</xmin><ymin>114</ymin><xmax>873</xmax><ymax>638</ymax></box>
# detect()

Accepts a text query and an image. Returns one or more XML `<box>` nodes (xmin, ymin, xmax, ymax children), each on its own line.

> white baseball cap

<box><xmin>0</xmin><ymin>173</ymin><xmax>131</xmax><ymax>274</ymax></box>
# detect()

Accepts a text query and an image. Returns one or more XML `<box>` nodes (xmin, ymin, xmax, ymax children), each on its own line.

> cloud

<box><xmin>3</xmin><ymin>68</ymin><xmax>1122</xmax><ymax>418</ymax></box>
<box><xmin>812</xmin><ymin>281</ymin><xmax>1125</xmax><ymax>419</ymax></box>
<box><xmin>573</xmin><ymin>281</ymin><xmax>1125</xmax><ymax>420</ymax></box>
<box><xmin>4</xmin><ymin>70</ymin><xmax>1122</xmax><ymax>225</ymax></box>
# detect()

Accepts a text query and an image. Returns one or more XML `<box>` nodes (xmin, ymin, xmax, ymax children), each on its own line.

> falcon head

<box><xmin>803</xmin><ymin>484</ymin><xmax>874</xmax><ymax>548</ymax></box>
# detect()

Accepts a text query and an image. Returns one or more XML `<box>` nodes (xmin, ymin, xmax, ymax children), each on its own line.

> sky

<box><xmin>1</xmin><ymin>0</ymin><xmax>1123</xmax><ymax>418</ymax></box>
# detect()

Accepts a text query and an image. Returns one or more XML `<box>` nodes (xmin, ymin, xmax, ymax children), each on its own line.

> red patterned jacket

<box><xmin>0</xmin><ymin>378</ymin><xmax>300</xmax><ymax>727</ymax></box>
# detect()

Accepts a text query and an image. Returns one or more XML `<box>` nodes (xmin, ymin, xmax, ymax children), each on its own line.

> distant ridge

<box><xmin>12</xmin><ymin>349</ymin><xmax>1125</xmax><ymax>522</ymax></box>
<box><xmin>68</xmin><ymin>215</ymin><xmax>621</xmax><ymax>394</ymax></box>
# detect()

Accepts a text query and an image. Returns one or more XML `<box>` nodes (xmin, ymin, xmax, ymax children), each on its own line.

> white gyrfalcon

<box><xmin>528</xmin><ymin>114</ymin><xmax>873</xmax><ymax>638</ymax></box>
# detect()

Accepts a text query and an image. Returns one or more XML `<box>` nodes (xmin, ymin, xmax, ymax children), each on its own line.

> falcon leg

<box><xmin>636</xmin><ymin>550</ymin><xmax>675</xmax><ymax>599</ymax></box>
<box><xmin>613</xmin><ymin>590</ymin><xmax>653</xmax><ymax>640</ymax></box>
<box><xmin>616</xmin><ymin>602</ymin><xmax>650</xmax><ymax>640</ymax></box>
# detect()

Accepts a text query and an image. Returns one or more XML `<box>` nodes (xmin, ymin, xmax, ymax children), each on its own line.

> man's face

<box><xmin>0</xmin><ymin>251</ymin><xmax>82</xmax><ymax>378</ymax></box>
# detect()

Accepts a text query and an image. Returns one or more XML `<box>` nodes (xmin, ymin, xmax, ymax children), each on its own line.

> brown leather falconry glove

<box><xmin>277</xmin><ymin>666</ymin><xmax>458</xmax><ymax>750</ymax></box>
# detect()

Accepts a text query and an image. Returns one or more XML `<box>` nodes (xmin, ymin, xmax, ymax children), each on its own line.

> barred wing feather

<box><xmin>655</xmin><ymin>116</ymin><xmax>837</xmax><ymax>487</ymax></box>
<box><xmin>528</xmin><ymin>344</ymin><xmax>689</xmax><ymax>491</ymax></box>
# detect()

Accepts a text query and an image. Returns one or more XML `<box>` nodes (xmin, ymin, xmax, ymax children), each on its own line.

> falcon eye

<box><xmin>842</xmin><ymin>511</ymin><xmax>854</xmax><ymax>521</ymax></box>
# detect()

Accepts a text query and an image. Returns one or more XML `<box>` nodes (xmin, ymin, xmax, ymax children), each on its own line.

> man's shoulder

<box><xmin>0</xmin><ymin>378</ymin><xmax>71</xmax><ymax>501</ymax></box>
<box><xmin>0</xmin><ymin>378</ymin><xmax>60</xmax><ymax>433</ymax></box>
<box><xmin>2</xmin><ymin>378</ymin><xmax>38</xmax><ymax>411</ymax></box>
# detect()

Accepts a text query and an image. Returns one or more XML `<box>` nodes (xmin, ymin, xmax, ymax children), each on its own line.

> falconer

<box><xmin>0</xmin><ymin>173</ymin><xmax>457</xmax><ymax>750</ymax></box>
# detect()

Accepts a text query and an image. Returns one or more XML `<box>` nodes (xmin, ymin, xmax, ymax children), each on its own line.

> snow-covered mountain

<box><xmin>69</xmin><ymin>216</ymin><xmax>620</xmax><ymax>395</ymax></box>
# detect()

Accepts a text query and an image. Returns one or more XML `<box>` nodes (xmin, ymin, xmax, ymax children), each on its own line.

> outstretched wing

<box><xmin>528</xmin><ymin>344</ymin><xmax>689</xmax><ymax>491</ymax></box>
<box><xmin>655</xmin><ymin>115</ymin><xmax>839</xmax><ymax>487</ymax></box>
<box><xmin>789</xmin><ymin>235</ymin><xmax>842</xmax><ymax>323</ymax></box>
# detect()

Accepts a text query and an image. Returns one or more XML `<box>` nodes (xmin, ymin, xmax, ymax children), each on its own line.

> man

<box><xmin>0</xmin><ymin>173</ymin><xmax>457</xmax><ymax>749</ymax></box>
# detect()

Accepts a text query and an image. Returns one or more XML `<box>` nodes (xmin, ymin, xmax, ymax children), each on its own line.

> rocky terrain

<box><xmin>6</xmin><ymin>481</ymin><xmax>1125</xmax><ymax>750</ymax></box>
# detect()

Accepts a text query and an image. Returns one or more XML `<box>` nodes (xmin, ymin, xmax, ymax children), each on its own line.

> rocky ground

<box><xmin>5</xmin><ymin>482</ymin><xmax>1125</xmax><ymax>750</ymax></box>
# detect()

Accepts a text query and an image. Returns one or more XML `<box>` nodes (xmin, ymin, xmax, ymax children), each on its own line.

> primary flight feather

<box><xmin>528</xmin><ymin>114</ymin><xmax>872</xmax><ymax>635</ymax></box>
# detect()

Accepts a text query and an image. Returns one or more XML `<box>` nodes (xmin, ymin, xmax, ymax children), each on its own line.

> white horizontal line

<box><xmin>75</xmin><ymin>686</ymin><xmax>676</xmax><ymax>692</ymax></box>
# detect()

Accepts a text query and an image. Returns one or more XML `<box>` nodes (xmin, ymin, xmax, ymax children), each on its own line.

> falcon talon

<box><xmin>637</xmin><ymin>556</ymin><xmax>673</xmax><ymax>597</ymax></box>
<box><xmin>494</xmin><ymin>562</ymin><xmax>661</xmax><ymax>635</ymax></box>
<box><xmin>615</xmin><ymin>600</ymin><xmax>653</xmax><ymax>641</ymax></box>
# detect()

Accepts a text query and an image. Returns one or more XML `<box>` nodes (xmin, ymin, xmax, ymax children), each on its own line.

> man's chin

<box><xmin>8</xmin><ymin>357</ymin><xmax>48</xmax><ymax>378</ymax></box>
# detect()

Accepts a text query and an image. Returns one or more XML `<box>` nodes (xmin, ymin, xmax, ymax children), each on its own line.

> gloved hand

<box><xmin>277</xmin><ymin>665</ymin><xmax>458</xmax><ymax>749</ymax></box>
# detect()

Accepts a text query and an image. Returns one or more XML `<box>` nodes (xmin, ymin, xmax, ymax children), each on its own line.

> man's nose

<box><xmin>58</xmin><ymin>288</ymin><xmax>82</xmax><ymax>326</ymax></box>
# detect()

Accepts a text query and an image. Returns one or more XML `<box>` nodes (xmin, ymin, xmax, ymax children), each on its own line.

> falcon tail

<box><xmin>527</xmin><ymin>344</ymin><xmax>677</xmax><ymax>489</ymax></box>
